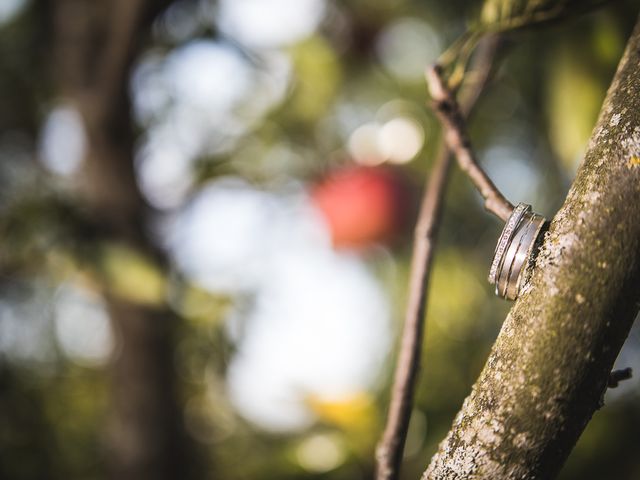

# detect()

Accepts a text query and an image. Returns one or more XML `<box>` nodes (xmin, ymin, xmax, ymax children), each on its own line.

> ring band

<box><xmin>488</xmin><ymin>203</ymin><xmax>530</xmax><ymax>284</ymax></box>
<box><xmin>489</xmin><ymin>204</ymin><xmax>546</xmax><ymax>300</ymax></box>
<box><xmin>497</xmin><ymin>213</ymin><xmax>534</xmax><ymax>298</ymax></box>
<box><xmin>508</xmin><ymin>215</ymin><xmax>543</xmax><ymax>299</ymax></box>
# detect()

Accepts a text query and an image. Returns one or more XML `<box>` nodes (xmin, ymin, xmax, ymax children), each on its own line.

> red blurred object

<box><xmin>310</xmin><ymin>165</ymin><xmax>414</xmax><ymax>249</ymax></box>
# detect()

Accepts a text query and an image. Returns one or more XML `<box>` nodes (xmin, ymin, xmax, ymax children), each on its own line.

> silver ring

<box><xmin>489</xmin><ymin>205</ymin><xmax>546</xmax><ymax>301</ymax></box>
<box><xmin>497</xmin><ymin>213</ymin><xmax>534</xmax><ymax>298</ymax></box>
<box><xmin>488</xmin><ymin>202</ymin><xmax>530</xmax><ymax>284</ymax></box>
<box><xmin>504</xmin><ymin>215</ymin><xmax>537</xmax><ymax>299</ymax></box>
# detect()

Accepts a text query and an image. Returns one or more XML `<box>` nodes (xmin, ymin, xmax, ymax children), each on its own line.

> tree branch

<box><xmin>608</xmin><ymin>368</ymin><xmax>632</xmax><ymax>388</ymax></box>
<box><xmin>375</xmin><ymin>36</ymin><xmax>503</xmax><ymax>480</ymax></box>
<box><xmin>423</xmin><ymin>14</ymin><xmax>640</xmax><ymax>480</ymax></box>
<box><xmin>374</xmin><ymin>142</ymin><xmax>452</xmax><ymax>480</ymax></box>
<box><xmin>426</xmin><ymin>65</ymin><xmax>514</xmax><ymax>221</ymax></box>
<box><xmin>51</xmin><ymin>2</ymin><xmax>196</xmax><ymax>478</ymax></box>
<box><xmin>95</xmin><ymin>0</ymin><xmax>174</xmax><ymax>126</ymax></box>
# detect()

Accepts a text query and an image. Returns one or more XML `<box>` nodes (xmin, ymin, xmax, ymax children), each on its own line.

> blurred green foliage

<box><xmin>0</xmin><ymin>0</ymin><xmax>639</xmax><ymax>479</ymax></box>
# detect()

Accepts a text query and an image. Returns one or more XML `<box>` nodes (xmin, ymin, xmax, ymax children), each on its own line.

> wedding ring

<box><xmin>496</xmin><ymin>213</ymin><xmax>532</xmax><ymax>298</ymax></box>
<box><xmin>489</xmin><ymin>204</ymin><xmax>546</xmax><ymax>301</ymax></box>
<box><xmin>488</xmin><ymin>202</ymin><xmax>530</xmax><ymax>284</ymax></box>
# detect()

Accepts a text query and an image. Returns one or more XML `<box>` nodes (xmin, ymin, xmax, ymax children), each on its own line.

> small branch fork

<box><xmin>426</xmin><ymin>65</ymin><xmax>514</xmax><ymax>222</ymax></box>
<box><xmin>608</xmin><ymin>367</ymin><xmax>633</xmax><ymax>388</ymax></box>
<box><xmin>375</xmin><ymin>36</ymin><xmax>508</xmax><ymax>480</ymax></box>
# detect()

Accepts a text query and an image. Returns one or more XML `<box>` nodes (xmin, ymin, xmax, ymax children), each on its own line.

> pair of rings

<box><xmin>488</xmin><ymin>203</ymin><xmax>546</xmax><ymax>300</ymax></box>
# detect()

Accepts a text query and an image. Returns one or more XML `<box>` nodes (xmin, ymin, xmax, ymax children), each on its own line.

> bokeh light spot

<box><xmin>53</xmin><ymin>284</ymin><xmax>114</xmax><ymax>367</ymax></box>
<box><xmin>376</xmin><ymin>18</ymin><xmax>440</xmax><ymax>81</ymax></box>
<box><xmin>0</xmin><ymin>0</ymin><xmax>27</xmax><ymax>25</ymax></box>
<box><xmin>217</xmin><ymin>0</ymin><xmax>326</xmax><ymax>49</ymax></box>
<box><xmin>39</xmin><ymin>105</ymin><xmax>87</xmax><ymax>176</ymax></box>
<box><xmin>379</xmin><ymin>117</ymin><xmax>424</xmax><ymax>164</ymax></box>
<box><xmin>348</xmin><ymin>123</ymin><xmax>385</xmax><ymax>166</ymax></box>
<box><xmin>296</xmin><ymin>433</ymin><xmax>346</xmax><ymax>473</ymax></box>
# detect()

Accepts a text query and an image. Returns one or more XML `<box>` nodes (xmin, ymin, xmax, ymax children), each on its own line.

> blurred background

<box><xmin>1</xmin><ymin>0</ymin><xmax>640</xmax><ymax>479</ymax></box>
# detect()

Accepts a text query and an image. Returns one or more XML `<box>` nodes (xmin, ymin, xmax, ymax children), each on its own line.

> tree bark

<box><xmin>423</xmin><ymin>13</ymin><xmax>640</xmax><ymax>480</ymax></box>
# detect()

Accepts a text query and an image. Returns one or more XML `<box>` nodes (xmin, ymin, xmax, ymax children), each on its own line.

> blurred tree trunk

<box><xmin>423</xmin><ymin>14</ymin><xmax>640</xmax><ymax>480</ymax></box>
<box><xmin>51</xmin><ymin>1</ymin><xmax>194</xmax><ymax>479</ymax></box>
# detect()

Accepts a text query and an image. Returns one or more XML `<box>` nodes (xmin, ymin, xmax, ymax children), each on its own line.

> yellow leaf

<box><xmin>306</xmin><ymin>392</ymin><xmax>375</xmax><ymax>432</ymax></box>
<box><xmin>98</xmin><ymin>244</ymin><xmax>166</xmax><ymax>306</ymax></box>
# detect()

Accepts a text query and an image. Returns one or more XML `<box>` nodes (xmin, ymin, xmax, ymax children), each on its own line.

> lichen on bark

<box><xmin>423</xmin><ymin>14</ymin><xmax>640</xmax><ymax>480</ymax></box>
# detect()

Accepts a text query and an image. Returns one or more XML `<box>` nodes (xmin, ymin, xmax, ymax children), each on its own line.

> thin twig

<box><xmin>375</xmin><ymin>142</ymin><xmax>451</xmax><ymax>480</ymax></box>
<box><xmin>374</xmin><ymin>36</ymin><xmax>503</xmax><ymax>480</ymax></box>
<box><xmin>426</xmin><ymin>65</ymin><xmax>514</xmax><ymax>221</ymax></box>
<box><xmin>608</xmin><ymin>367</ymin><xmax>632</xmax><ymax>388</ymax></box>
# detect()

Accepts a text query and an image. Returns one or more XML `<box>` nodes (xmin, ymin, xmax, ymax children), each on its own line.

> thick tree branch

<box><xmin>423</xmin><ymin>14</ymin><xmax>640</xmax><ymax>480</ymax></box>
<box><xmin>53</xmin><ymin>0</ymin><xmax>172</xmax><ymax>242</ymax></box>
<box><xmin>96</xmin><ymin>0</ymin><xmax>174</xmax><ymax>126</ymax></box>
<box><xmin>375</xmin><ymin>37</ymin><xmax>503</xmax><ymax>480</ymax></box>
<box><xmin>52</xmin><ymin>2</ymin><xmax>196</xmax><ymax>479</ymax></box>
<box><xmin>426</xmin><ymin>65</ymin><xmax>514</xmax><ymax>221</ymax></box>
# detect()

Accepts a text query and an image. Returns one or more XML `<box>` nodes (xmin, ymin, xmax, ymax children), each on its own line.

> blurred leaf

<box><xmin>427</xmin><ymin>250</ymin><xmax>486</xmax><ymax>339</ymax></box>
<box><xmin>174</xmin><ymin>283</ymin><xmax>231</xmax><ymax>326</ymax></box>
<box><xmin>591</xmin><ymin>14</ymin><xmax>626</xmax><ymax>64</ymax></box>
<box><xmin>439</xmin><ymin>0</ymin><xmax>613</xmax><ymax>89</ymax></box>
<box><xmin>98</xmin><ymin>244</ymin><xmax>167</xmax><ymax>305</ymax></box>
<box><xmin>43</xmin><ymin>369</ymin><xmax>108</xmax><ymax>477</ymax></box>
<box><xmin>306</xmin><ymin>392</ymin><xmax>376</xmax><ymax>435</ymax></box>
<box><xmin>478</xmin><ymin>0</ymin><xmax>612</xmax><ymax>32</ymax></box>
<box><xmin>546</xmin><ymin>43</ymin><xmax>604</xmax><ymax>172</ymax></box>
<box><xmin>287</xmin><ymin>36</ymin><xmax>342</xmax><ymax>122</ymax></box>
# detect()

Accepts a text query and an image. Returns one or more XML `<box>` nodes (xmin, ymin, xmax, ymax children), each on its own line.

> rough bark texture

<box><xmin>423</xmin><ymin>14</ymin><xmax>640</xmax><ymax>480</ymax></box>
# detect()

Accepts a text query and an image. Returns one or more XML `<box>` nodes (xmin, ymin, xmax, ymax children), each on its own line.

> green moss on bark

<box><xmin>423</xmin><ymin>14</ymin><xmax>640</xmax><ymax>480</ymax></box>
